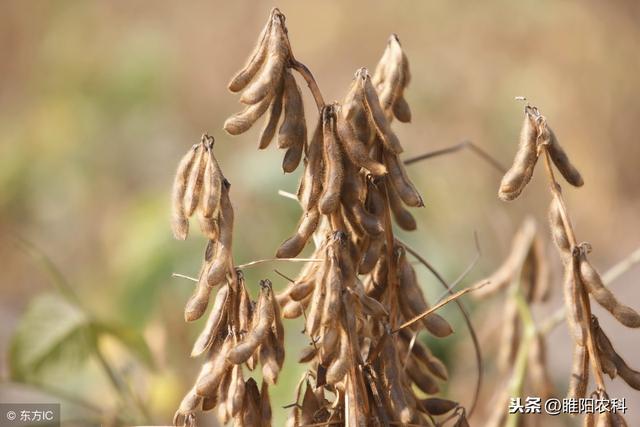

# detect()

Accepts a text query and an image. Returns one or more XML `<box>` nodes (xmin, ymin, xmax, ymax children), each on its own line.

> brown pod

<box><xmin>289</xmin><ymin>278</ymin><xmax>315</xmax><ymax>302</ymax></box>
<box><xmin>381</xmin><ymin>336</ymin><xmax>414</xmax><ymax>424</ymax></box>
<box><xmin>195</xmin><ymin>337</ymin><xmax>233</xmax><ymax>397</ymax></box>
<box><xmin>548</xmin><ymin>197</ymin><xmax>571</xmax><ymax>261</ymax></box>
<box><xmin>384</xmin><ymin>149</ymin><xmax>423</xmax><ymax>207</ymax></box>
<box><xmin>579</xmin><ymin>254</ymin><xmax>640</xmax><ymax>328</ymax></box>
<box><xmin>260</xmin><ymin>381</ymin><xmax>272</xmax><ymax>427</ymax></box>
<box><xmin>282</xmin><ymin>140</ymin><xmax>304</xmax><ymax>173</ymax></box>
<box><xmin>171</xmin><ymin>144</ymin><xmax>199</xmax><ymax>240</ymax></box>
<box><xmin>359</xmin><ymin>236</ymin><xmax>384</xmax><ymax>274</ymax></box>
<box><xmin>393</xmin><ymin>96</ymin><xmax>412</xmax><ymax>123</ymax></box>
<box><xmin>174</xmin><ymin>387</ymin><xmax>202</xmax><ymax>426</ymax></box>
<box><xmin>546</xmin><ymin>126</ymin><xmax>584</xmax><ymax>187</ymax></box>
<box><xmin>224</xmin><ymin>92</ymin><xmax>274</xmax><ymax>135</ymax></box>
<box><xmin>318</xmin><ymin>106</ymin><xmax>345</xmax><ymax>214</ymax></box>
<box><xmin>418</xmin><ymin>398</ymin><xmax>457</xmax><ymax>416</ymax></box>
<box><xmin>206</xmin><ymin>182</ymin><xmax>234</xmax><ymax>287</ymax></box>
<box><xmin>259</xmin><ymin>329</ymin><xmax>280</xmax><ymax>385</ymax></box>
<box><xmin>297</xmin><ymin>119</ymin><xmax>325</xmax><ymax>211</ymax></box>
<box><xmin>322</xmin><ymin>252</ymin><xmax>343</xmax><ymax>326</ymax></box>
<box><xmin>239</xmin><ymin>16</ymin><xmax>288</xmax><ymax>105</ymax></box>
<box><xmin>335</xmin><ymin>110</ymin><xmax>387</xmax><ymax>176</ymax></box>
<box><xmin>341</xmin><ymin>166</ymin><xmax>384</xmax><ymax>236</ymax></box>
<box><xmin>184</xmin><ymin>142</ymin><xmax>208</xmax><ymax>216</ymax></box>
<box><xmin>406</xmin><ymin>356</ymin><xmax>439</xmax><ymax>394</ymax></box>
<box><xmin>399</xmin><ymin>329</ymin><xmax>448</xmax><ymax>380</ymax></box>
<box><xmin>240</xmin><ymin>378</ymin><xmax>261</xmax><ymax>427</ymax></box>
<box><xmin>258</xmin><ymin>79</ymin><xmax>285</xmax><ymax>150</ymax></box>
<box><xmin>227</xmin><ymin>13</ymin><xmax>272</xmax><ymax>93</ymax></box>
<box><xmin>567</xmin><ymin>342</ymin><xmax>589</xmax><ymax>400</ymax></box>
<box><xmin>359</xmin><ymin>69</ymin><xmax>403</xmax><ymax>154</ymax></box>
<box><xmin>201</xmin><ymin>140</ymin><xmax>223</xmax><ymax>218</ymax></box>
<box><xmin>185</xmin><ymin>241</ymin><xmax>216</xmax><ymax>322</ymax></box>
<box><xmin>298</xmin><ymin>345</ymin><xmax>317</xmax><ymax>363</ymax></box>
<box><xmin>191</xmin><ymin>285</ymin><xmax>229</xmax><ymax>357</ymax></box>
<box><xmin>196</xmin><ymin>211</ymin><xmax>219</xmax><ymax>241</ymax></box>
<box><xmin>278</xmin><ymin>71</ymin><xmax>307</xmax><ymax>149</ymax></box>
<box><xmin>398</xmin><ymin>249</ymin><xmax>453</xmax><ymax>337</ymax></box>
<box><xmin>269</xmin><ymin>282</ymin><xmax>285</xmax><ymax>369</ymax></box>
<box><xmin>275</xmin><ymin>208</ymin><xmax>320</xmax><ymax>258</ymax></box>
<box><xmin>305</xmin><ymin>261</ymin><xmax>327</xmax><ymax>337</ymax></box>
<box><xmin>342</xmin><ymin>76</ymin><xmax>374</xmax><ymax>146</ymax></box>
<box><xmin>227</xmin><ymin>364</ymin><xmax>245</xmax><ymax>417</ymax></box>
<box><xmin>282</xmin><ymin>294</ymin><xmax>310</xmax><ymax>319</ymax></box>
<box><xmin>593</xmin><ymin>317</ymin><xmax>640</xmax><ymax>390</ymax></box>
<box><xmin>565</xmin><ymin>252</ymin><xmax>588</xmax><ymax>344</ymax></box>
<box><xmin>227</xmin><ymin>285</ymin><xmax>275</xmax><ymax>364</ymax></box>
<box><xmin>386</xmin><ymin>180</ymin><xmax>417</xmax><ymax>230</ymax></box>
<box><xmin>326</xmin><ymin>326</ymin><xmax>350</xmax><ymax>384</ymax></box>
<box><xmin>498</xmin><ymin>111</ymin><xmax>539</xmax><ymax>201</ymax></box>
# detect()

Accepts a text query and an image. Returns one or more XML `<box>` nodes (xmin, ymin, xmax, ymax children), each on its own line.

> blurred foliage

<box><xmin>1</xmin><ymin>1</ymin><xmax>640</xmax><ymax>426</ymax></box>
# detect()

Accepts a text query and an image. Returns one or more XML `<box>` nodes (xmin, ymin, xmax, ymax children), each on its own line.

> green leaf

<box><xmin>9</xmin><ymin>293</ymin><xmax>95</xmax><ymax>381</ymax></box>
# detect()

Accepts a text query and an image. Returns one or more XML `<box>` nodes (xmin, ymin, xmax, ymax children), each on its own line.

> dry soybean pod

<box><xmin>185</xmin><ymin>241</ymin><xmax>216</xmax><ymax>322</ymax></box>
<box><xmin>341</xmin><ymin>166</ymin><xmax>384</xmax><ymax>236</ymax></box>
<box><xmin>227</xmin><ymin>364</ymin><xmax>245</xmax><ymax>417</ymax></box>
<box><xmin>227</xmin><ymin>12</ymin><xmax>273</xmax><ymax>93</ymax></box>
<box><xmin>378</xmin><ymin>36</ymin><xmax>404</xmax><ymax>113</ymax></box>
<box><xmin>278</xmin><ymin>70</ymin><xmax>306</xmax><ymax>149</ymax></box>
<box><xmin>318</xmin><ymin>105</ymin><xmax>344</xmax><ymax>214</ymax></box>
<box><xmin>260</xmin><ymin>381</ymin><xmax>272</xmax><ymax>427</ymax></box>
<box><xmin>549</xmin><ymin>197</ymin><xmax>571</xmax><ymax>262</ymax></box>
<box><xmin>360</xmin><ymin>69</ymin><xmax>403</xmax><ymax>154</ymax></box>
<box><xmin>184</xmin><ymin>141</ymin><xmax>208</xmax><ymax>216</ymax></box>
<box><xmin>335</xmin><ymin>109</ymin><xmax>387</xmax><ymax>176</ymax></box>
<box><xmin>171</xmin><ymin>143</ymin><xmax>199</xmax><ymax>240</ymax></box>
<box><xmin>326</xmin><ymin>326</ymin><xmax>350</xmax><ymax>384</ymax></box>
<box><xmin>275</xmin><ymin>208</ymin><xmax>320</xmax><ymax>258</ymax></box>
<box><xmin>579</xmin><ymin>253</ymin><xmax>640</xmax><ymax>328</ymax></box>
<box><xmin>191</xmin><ymin>285</ymin><xmax>230</xmax><ymax>357</ymax></box>
<box><xmin>259</xmin><ymin>329</ymin><xmax>280</xmax><ymax>384</ymax></box>
<box><xmin>201</xmin><ymin>139</ymin><xmax>223</xmax><ymax>218</ymax></box>
<box><xmin>282</xmin><ymin>139</ymin><xmax>304</xmax><ymax>173</ymax></box>
<box><xmin>546</xmin><ymin>126</ymin><xmax>584</xmax><ymax>187</ymax></box>
<box><xmin>383</xmin><ymin>148</ymin><xmax>423</xmax><ymax>207</ymax></box>
<box><xmin>594</xmin><ymin>319</ymin><xmax>640</xmax><ymax>389</ymax></box>
<box><xmin>224</xmin><ymin>91</ymin><xmax>274</xmax><ymax>135</ymax></box>
<box><xmin>227</xmin><ymin>285</ymin><xmax>275</xmax><ymax>364</ymax></box>
<box><xmin>321</xmin><ymin>251</ymin><xmax>342</xmax><ymax>326</ymax></box>
<box><xmin>567</xmin><ymin>255</ymin><xmax>589</xmax><ymax>400</ymax></box>
<box><xmin>196</xmin><ymin>211</ymin><xmax>219</xmax><ymax>241</ymax></box>
<box><xmin>195</xmin><ymin>337</ymin><xmax>233</xmax><ymax>397</ymax></box>
<box><xmin>258</xmin><ymin>79</ymin><xmax>285</xmax><ymax>150</ymax></box>
<box><xmin>305</xmin><ymin>257</ymin><xmax>328</xmax><ymax>337</ymax></box>
<box><xmin>240</xmin><ymin>378</ymin><xmax>261</xmax><ymax>427</ymax></box>
<box><xmin>381</xmin><ymin>335</ymin><xmax>413</xmax><ymax>424</ymax></box>
<box><xmin>592</xmin><ymin>318</ymin><xmax>618</xmax><ymax>379</ymax></box>
<box><xmin>498</xmin><ymin>110</ymin><xmax>539</xmax><ymax>201</ymax></box>
<box><xmin>418</xmin><ymin>397</ymin><xmax>457</xmax><ymax>416</ymax></box>
<box><xmin>405</xmin><ymin>356</ymin><xmax>439</xmax><ymax>395</ymax></box>
<box><xmin>239</xmin><ymin>15</ymin><xmax>288</xmax><ymax>105</ymax></box>
<box><xmin>296</xmin><ymin>120</ymin><xmax>324</xmax><ymax>211</ymax></box>
<box><xmin>386</xmin><ymin>179</ymin><xmax>417</xmax><ymax>230</ymax></box>
<box><xmin>206</xmin><ymin>180</ymin><xmax>234</xmax><ymax>289</ymax></box>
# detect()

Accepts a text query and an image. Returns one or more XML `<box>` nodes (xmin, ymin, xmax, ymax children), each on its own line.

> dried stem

<box><xmin>392</xmin><ymin>281</ymin><xmax>487</xmax><ymax>333</ymax></box>
<box><xmin>404</xmin><ymin>139</ymin><xmax>507</xmax><ymax>174</ymax></box>
<box><xmin>290</xmin><ymin>59</ymin><xmax>325</xmax><ymax>112</ymax></box>
<box><xmin>538</xmin><ymin>143</ymin><xmax>607</xmax><ymax>392</ymax></box>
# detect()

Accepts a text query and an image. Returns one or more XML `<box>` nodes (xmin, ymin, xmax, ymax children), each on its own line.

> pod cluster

<box><xmin>171</xmin><ymin>141</ymin><xmax>284</xmax><ymax>426</ymax></box>
<box><xmin>172</xmin><ymin>8</ymin><xmax>468</xmax><ymax>426</ymax></box>
<box><xmin>549</xmin><ymin>201</ymin><xmax>640</xmax><ymax>402</ymax></box>
<box><xmin>224</xmin><ymin>8</ymin><xmax>306</xmax><ymax>173</ymax></box>
<box><xmin>499</xmin><ymin>106</ymin><xmax>583</xmax><ymax>202</ymax></box>
<box><xmin>171</xmin><ymin>134</ymin><xmax>224</xmax><ymax>242</ymax></box>
<box><xmin>174</xmin><ymin>277</ymin><xmax>284</xmax><ymax>427</ymax></box>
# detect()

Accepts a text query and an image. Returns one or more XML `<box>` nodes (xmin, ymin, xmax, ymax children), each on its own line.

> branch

<box><xmin>403</xmin><ymin>140</ymin><xmax>507</xmax><ymax>174</ymax></box>
<box><xmin>392</xmin><ymin>281</ymin><xmax>487</xmax><ymax>333</ymax></box>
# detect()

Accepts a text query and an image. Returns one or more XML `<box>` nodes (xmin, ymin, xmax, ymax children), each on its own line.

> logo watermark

<box><xmin>508</xmin><ymin>397</ymin><xmax>627</xmax><ymax>415</ymax></box>
<box><xmin>0</xmin><ymin>404</ymin><xmax>60</xmax><ymax>427</ymax></box>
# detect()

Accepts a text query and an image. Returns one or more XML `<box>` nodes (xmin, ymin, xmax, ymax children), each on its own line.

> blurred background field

<box><xmin>1</xmin><ymin>1</ymin><xmax>640</xmax><ymax>426</ymax></box>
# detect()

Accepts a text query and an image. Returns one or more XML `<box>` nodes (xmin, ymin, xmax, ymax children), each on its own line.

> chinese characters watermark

<box><xmin>508</xmin><ymin>397</ymin><xmax>627</xmax><ymax>415</ymax></box>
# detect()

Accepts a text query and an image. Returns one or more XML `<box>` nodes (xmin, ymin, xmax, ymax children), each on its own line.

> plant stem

<box><xmin>403</xmin><ymin>140</ymin><xmax>507</xmax><ymax>174</ymax></box>
<box><xmin>539</xmin><ymin>143</ymin><xmax>607</xmax><ymax>392</ymax></box>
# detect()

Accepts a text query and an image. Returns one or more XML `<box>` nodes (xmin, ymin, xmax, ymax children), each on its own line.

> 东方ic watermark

<box><xmin>0</xmin><ymin>404</ymin><xmax>60</xmax><ymax>427</ymax></box>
